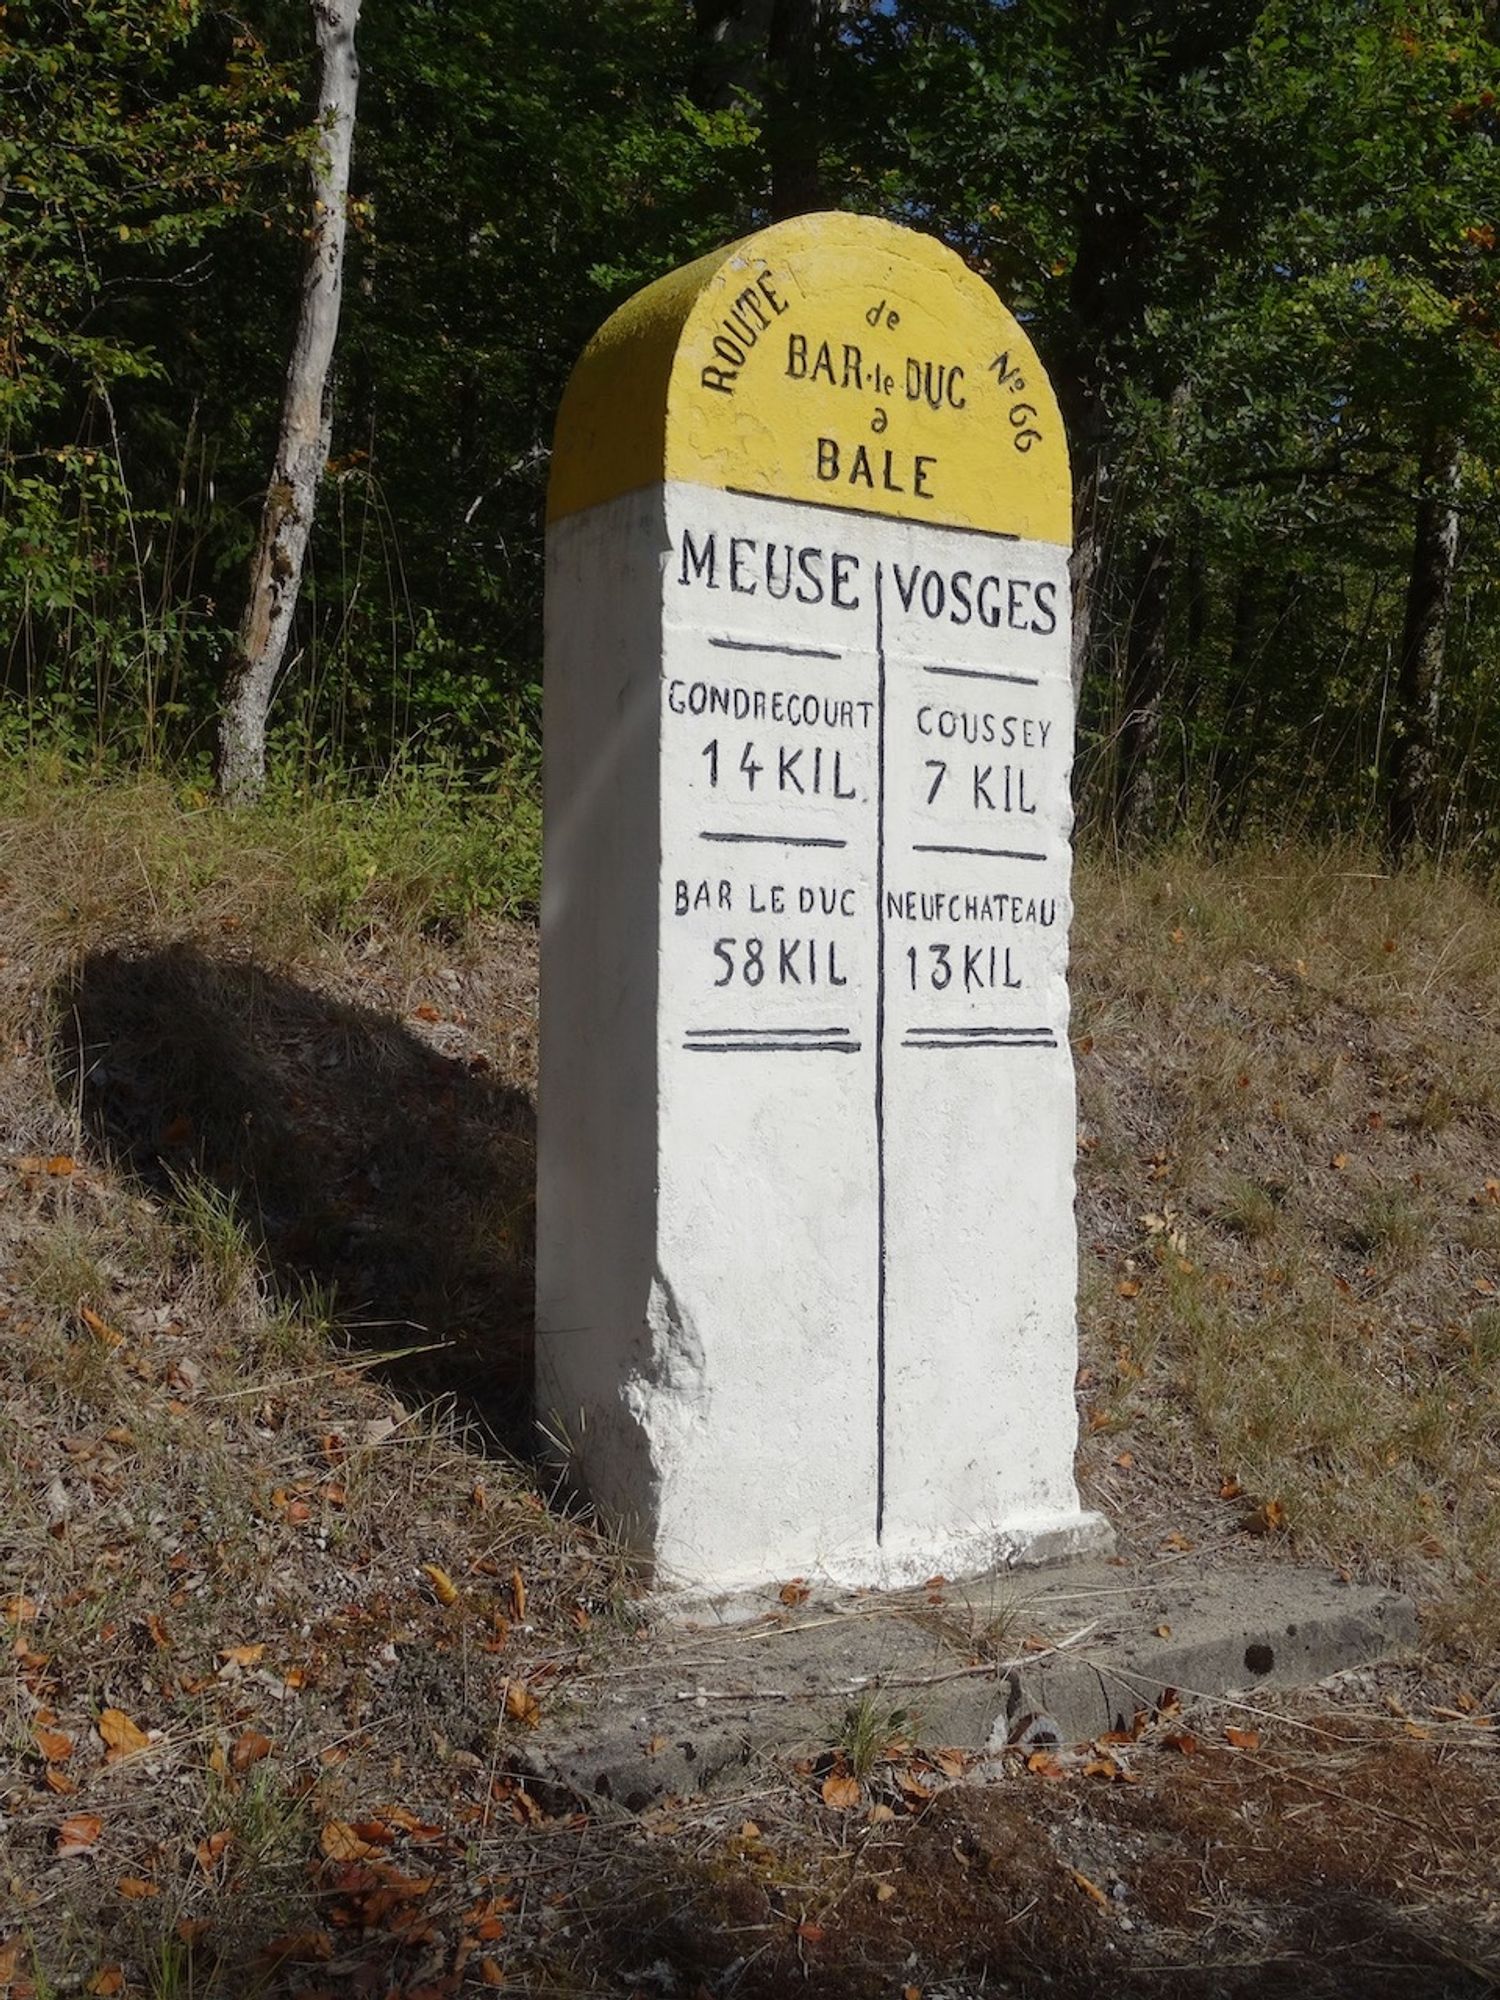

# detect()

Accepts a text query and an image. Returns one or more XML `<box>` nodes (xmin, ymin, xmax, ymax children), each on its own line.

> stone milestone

<box><xmin>538</xmin><ymin>212</ymin><xmax>1108</xmax><ymax>1594</ymax></box>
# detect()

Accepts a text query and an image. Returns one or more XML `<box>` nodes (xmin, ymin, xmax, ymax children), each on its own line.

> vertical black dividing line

<box><xmin>874</xmin><ymin>560</ymin><xmax>888</xmax><ymax>1546</ymax></box>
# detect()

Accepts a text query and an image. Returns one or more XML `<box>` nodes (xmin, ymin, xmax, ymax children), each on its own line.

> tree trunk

<box><xmin>1113</xmin><ymin>533</ymin><xmax>1173</xmax><ymax>842</ymax></box>
<box><xmin>1387</xmin><ymin>426</ymin><xmax>1460</xmax><ymax>859</ymax></box>
<box><xmin>693</xmin><ymin>0</ymin><xmax>777</xmax><ymax>111</ymax></box>
<box><xmin>766</xmin><ymin>0</ymin><xmax>823</xmax><ymax>218</ymax></box>
<box><xmin>692</xmin><ymin>0</ymin><xmax>822</xmax><ymax>218</ymax></box>
<box><xmin>217</xmin><ymin>0</ymin><xmax>362</xmax><ymax>806</ymax></box>
<box><xmin>1213</xmin><ymin>563</ymin><xmax>1262</xmax><ymax>835</ymax></box>
<box><xmin>1069</xmin><ymin>445</ymin><xmax>1106</xmax><ymax>703</ymax></box>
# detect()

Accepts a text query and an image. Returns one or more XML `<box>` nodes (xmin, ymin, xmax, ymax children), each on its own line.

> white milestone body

<box><xmin>537</xmin><ymin>215</ymin><xmax>1109</xmax><ymax>1595</ymax></box>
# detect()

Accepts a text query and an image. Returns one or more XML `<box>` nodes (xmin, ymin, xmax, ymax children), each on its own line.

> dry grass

<box><xmin>1</xmin><ymin>783</ymin><xmax>1498</xmax><ymax>1996</ymax></box>
<box><xmin>0</xmin><ymin>759</ymin><xmax>539</xmax><ymax>962</ymax></box>
<box><xmin>0</xmin><ymin>773</ymin><xmax>611</xmax><ymax>1995</ymax></box>
<box><xmin>1073</xmin><ymin>846</ymin><xmax>1500</xmax><ymax>1655</ymax></box>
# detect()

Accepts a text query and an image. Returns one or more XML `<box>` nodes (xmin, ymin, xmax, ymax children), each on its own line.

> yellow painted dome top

<box><xmin>548</xmin><ymin>211</ymin><xmax>1070</xmax><ymax>545</ymax></box>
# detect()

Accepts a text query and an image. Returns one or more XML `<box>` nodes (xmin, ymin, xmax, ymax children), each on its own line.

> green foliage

<box><xmin>852</xmin><ymin>0</ymin><xmax>1500</xmax><ymax>847</ymax></box>
<box><xmin>3</xmin><ymin>0</ymin><xmax>1500</xmax><ymax>846</ymax></box>
<box><xmin>322</xmin><ymin>0</ymin><xmax>756</xmax><ymax>755</ymax></box>
<box><xmin>0</xmin><ymin>0</ymin><xmax>297</xmax><ymax>424</ymax></box>
<box><xmin>258</xmin><ymin>752</ymin><xmax>544</xmax><ymax>932</ymax></box>
<box><xmin>0</xmin><ymin>0</ymin><xmax>302</xmax><ymax>760</ymax></box>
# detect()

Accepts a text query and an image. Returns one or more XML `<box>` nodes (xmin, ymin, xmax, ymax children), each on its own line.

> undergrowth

<box><xmin>0</xmin><ymin>748</ymin><xmax>540</xmax><ymax>954</ymax></box>
<box><xmin>2</xmin><ymin>773</ymin><xmax>1499</xmax><ymax>1994</ymax></box>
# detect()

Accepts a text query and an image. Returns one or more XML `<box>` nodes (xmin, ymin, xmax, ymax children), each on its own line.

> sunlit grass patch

<box><xmin>1074</xmin><ymin>840</ymin><xmax>1500</xmax><ymax>1655</ymax></box>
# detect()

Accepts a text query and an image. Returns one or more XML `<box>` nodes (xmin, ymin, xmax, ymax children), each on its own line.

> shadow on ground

<box><xmin>53</xmin><ymin>944</ymin><xmax>536</xmax><ymax>1443</ymax></box>
<box><xmin>56</xmin><ymin>1778</ymin><xmax>1500</xmax><ymax>2000</ymax></box>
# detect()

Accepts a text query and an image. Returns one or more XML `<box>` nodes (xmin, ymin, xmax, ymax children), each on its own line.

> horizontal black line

<box><xmin>686</xmin><ymin>1026</ymin><xmax>851</xmax><ymax>1038</ymax></box>
<box><xmin>903</xmin><ymin>1037</ymin><xmax>1057</xmax><ymax>1049</ymax></box>
<box><xmin>700</xmin><ymin>831</ymin><xmax>848</xmax><ymax>848</ymax></box>
<box><xmin>685</xmin><ymin>1040</ymin><xmax>863</xmax><ymax>1054</ymax></box>
<box><xmin>724</xmin><ymin>485</ymin><xmax>1022</xmax><ymax>542</ymax></box>
<box><xmin>921</xmin><ymin>664</ymin><xmax>1040</xmax><ymax>687</ymax></box>
<box><xmin>709</xmin><ymin>636</ymin><xmax>842</xmax><ymax>661</ymax></box>
<box><xmin>907</xmin><ymin>1026</ymin><xmax>1053</xmax><ymax>1038</ymax></box>
<box><xmin>910</xmin><ymin>843</ymin><xmax>1047</xmax><ymax>861</ymax></box>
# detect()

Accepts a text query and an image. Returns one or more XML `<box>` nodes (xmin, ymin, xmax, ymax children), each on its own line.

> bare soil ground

<box><xmin>1</xmin><ymin>791</ymin><xmax>1497</xmax><ymax>1997</ymax></box>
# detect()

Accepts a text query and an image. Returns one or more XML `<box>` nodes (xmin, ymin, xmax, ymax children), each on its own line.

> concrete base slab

<box><xmin>529</xmin><ymin>1554</ymin><xmax>1418</xmax><ymax>1810</ymax></box>
<box><xmin>658</xmin><ymin>1506</ymin><xmax>1115</xmax><ymax>1624</ymax></box>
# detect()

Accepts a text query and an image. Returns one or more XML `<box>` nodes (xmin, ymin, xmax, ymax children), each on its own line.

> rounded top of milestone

<box><xmin>548</xmin><ymin>212</ymin><xmax>1070</xmax><ymax>546</ymax></box>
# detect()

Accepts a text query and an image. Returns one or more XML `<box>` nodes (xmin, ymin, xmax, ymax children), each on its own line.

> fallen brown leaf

<box><xmin>320</xmin><ymin>1820</ymin><xmax>383</xmax><ymax>1863</ymax></box>
<box><xmin>504</xmin><ymin>1681</ymin><xmax>541</xmax><ymax>1729</ymax></box>
<box><xmin>821</xmin><ymin>1773</ymin><xmax>860</xmax><ymax>1809</ymax></box>
<box><xmin>218</xmin><ymin>1642</ymin><xmax>265</xmax><ymax>1669</ymax></box>
<box><xmin>98</xmin><ymin>1708</ymin><xmax>150</xmax><ymax>1756</ymax></box>
<box><xmin>231</xmin><ymin>1729</ymin><xmax>273</xmax><ymax>1773</ymax></box>
<box><xmin>261</xmin><ymin>1930</ymin><xmax>333</xmax><ymax>1965</ymax></box>
<box><xmin>1070</xmin><ymin>1868</ymin><xmax>1111</xmax><ymax>1910</ymax></box>
<box><xmin>79</xmin><ymin>1305</ymin><xmax>123</xmax><ymax>1348</ymax></box>
<box><xmin>422</xmin><ymin>1563</ymin><xmax>460</xmax><ymax>1607</ymax></box>
<box><xmin>57</xmin><ymin>1811</ymin><xmax>104</xmax><ymax>1857</ymax></box>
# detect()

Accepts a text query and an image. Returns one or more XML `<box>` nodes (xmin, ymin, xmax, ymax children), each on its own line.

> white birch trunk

<box><xmin>217</xmin><ymin>0</ymin><xmax>361</xmax><ymax>805</ymax></box>
<box><xmin>1388</xmin><ymin>426</ymin><xmax>1462</xmax><ymax>857</ymax></box>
